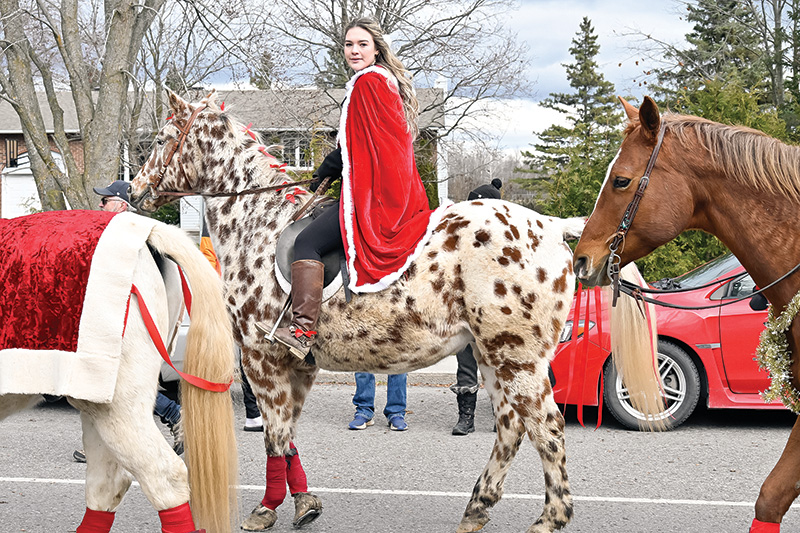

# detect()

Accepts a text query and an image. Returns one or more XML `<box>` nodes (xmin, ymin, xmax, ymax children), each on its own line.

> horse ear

<box><xmin>202</xmin><ymin>89</ymin><xmax>219</xmax><ymax>110</ymax></box>
<box><xmin>639</xmin><ymin>96</ymin><xmax>661</xmax><ymax>139</ymax></box>
<box><xmin>166</xmin><ymin>88</ymin><xmax>189</xmax><ymax>117</ymax></box>
<box><xmin>619</xmin><ymin>96</ymin><xmax>638</xmax><ymax>121</ymax></box>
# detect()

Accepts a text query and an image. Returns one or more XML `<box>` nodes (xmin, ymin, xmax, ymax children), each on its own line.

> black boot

<box><xmin>452</xmin><ymin>391</ymin><xmax>477</xmax><ymax>435</ymax></box>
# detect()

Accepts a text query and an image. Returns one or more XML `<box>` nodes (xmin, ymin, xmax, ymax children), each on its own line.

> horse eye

<box><xmin>613</xmin><ymin>176</ymin><xmax>631</xmax><ymax>189</ymax></box>
<box><xmin>156</xmin><ymin>138</ymin><xmax>166</xmax><ymax>146</ymax></box>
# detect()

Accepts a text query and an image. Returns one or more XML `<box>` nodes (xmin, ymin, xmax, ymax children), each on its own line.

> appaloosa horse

<box><xmin>0</xmin><ymin>211</ymin><xmax>237</xmax><ymax>533</ymax></box>
<box><xmin>132</xmin><ymin>89</ymin><xmax>586</xmax><ymax>533</ymax></box>
<box><xmin>574</xmin><ymin>96</ymin><xmax>800</xmax><ymax>532</ymax></box>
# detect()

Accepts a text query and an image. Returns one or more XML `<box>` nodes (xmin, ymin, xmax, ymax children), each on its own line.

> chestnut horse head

<box><xmin>574</xmin><ymin>96</ymin><xmax>698</xmax><ymax>286</ymax></box>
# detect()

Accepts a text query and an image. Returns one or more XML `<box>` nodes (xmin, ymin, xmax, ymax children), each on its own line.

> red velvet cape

<box><xmin>338</xmin><ymin>66</ymin><xmax>448</xmax><ymax>293</ymax></box>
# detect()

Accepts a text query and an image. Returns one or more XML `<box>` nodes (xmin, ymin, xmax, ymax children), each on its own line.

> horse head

<box><xmin>573</xmin><ymin>96</ymin><xmax>695</xmax><ymax>286</ymax></box>
<box><xmin>130</xmin><ymin>89</ymin><xmax>226</xmax><ymax>212</ymax></box>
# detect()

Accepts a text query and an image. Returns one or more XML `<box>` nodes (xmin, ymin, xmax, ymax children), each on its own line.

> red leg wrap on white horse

<box><xmin>158</xmin><ymin>502</ymin><xmax>196</xmax><ymax>533</ymax></box>
<box><xmin>262</xmin><ymin>454</ymin><xmax>288</xmax><ymax>509</ymax></box>
<box><xmin>750</xmin><ymin>518</ymin><xmax>780</xmax><ymax>532</ymax></box>
<box><xmin>286</xmin><ymin>442</ymin><xmax>309</xmax><ymax>495</ymax></box>
<box><xmin>76</xmin><ymin>508</ymin><xmax>115</xmax><ymax>533</ymax></box>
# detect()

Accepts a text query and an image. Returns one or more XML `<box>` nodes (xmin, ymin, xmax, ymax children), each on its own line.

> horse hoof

<box><xmin>241</xmin><ymin>505</ymin><xmax>278</xmax><ymax>531</ymax></box>
<box><xmin>456</xmin><ymin>517</ymin><xmax>488</xmax><ymax>533</ymax></box>
<box><xmin>292</xmin><ymin>492</ymin><xmax>322</xmax><ymax>528</ymax></box>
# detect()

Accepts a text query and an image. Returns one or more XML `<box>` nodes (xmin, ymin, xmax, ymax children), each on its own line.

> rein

<box><xmin>152</xmin><ymin>178</ymin><xmax>317</xmax><ymax>199</ymax></box>
<box><xmin>619</xmin><ymin>259</ymin><xmax>800</xmax><ymax>311</ymax></box>
<box><xmin>607</xmin><ymin>123</ymin><xmax>666</xmax><ymax>306</ymax></box>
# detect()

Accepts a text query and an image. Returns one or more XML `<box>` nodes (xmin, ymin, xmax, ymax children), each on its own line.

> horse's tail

<box><xmin>559</xmin><ymin>216</ymin><xmax>586</xmax><ymax>241</ymax></box>
<box><xmin>607</xmin><ymin>263</ymin><xmax>667</xmax><ymax>431</ymax></box>
<box><xmin>147</xmin><ymin>223</ymin><xmax>238</xmax><ymax>533</ymax></box>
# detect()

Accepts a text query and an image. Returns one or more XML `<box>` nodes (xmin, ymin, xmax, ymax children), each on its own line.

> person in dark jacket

<box><xmin>451</xmin><ymin>180</ymin><xmax>502</xmax><ymax>435</ymax></box>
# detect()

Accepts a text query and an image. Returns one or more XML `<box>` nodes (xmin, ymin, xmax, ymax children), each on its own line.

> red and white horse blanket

<box><xmin>0</xmin><ymin>211</ymin><xmax>161</xmax><ymax>402</ymax></box>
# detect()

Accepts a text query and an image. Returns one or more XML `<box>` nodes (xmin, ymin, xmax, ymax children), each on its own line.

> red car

<box><xmin>551</xmin><ymin>253</ymin><xmax>784</xmax><ymax>430</ymax></box>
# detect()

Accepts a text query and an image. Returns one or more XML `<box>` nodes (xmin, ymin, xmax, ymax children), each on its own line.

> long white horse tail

<box><xmin>146</xmin><ymin>222</ymin><xmax>238</xmax><ymax>533</ymax></box>
<box><xmin>607</xmin><ymin>262</ymin><xmax>666</xmax><ymax>431</ymax></box>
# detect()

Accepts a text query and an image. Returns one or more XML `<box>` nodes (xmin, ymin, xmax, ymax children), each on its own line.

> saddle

<box><xmin>274</xmin><ymin>199</ymin><xmax>349</xmax><ymax>302</ymax></box>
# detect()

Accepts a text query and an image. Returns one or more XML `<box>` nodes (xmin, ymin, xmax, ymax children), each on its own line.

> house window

<box><xmin>279</xmin><ymin>135</ymin><xmax>313</xmax><ymax>170</ymax></box>
<box><xmin>6</xmin><ymin>139</ymin><xmax>18</xmax><ymax>168</ymax></box>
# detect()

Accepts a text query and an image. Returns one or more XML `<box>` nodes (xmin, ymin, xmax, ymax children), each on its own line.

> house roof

<box><xmin>0</xmin><ymin>87</ymin><xmax>445</xmax><ymax>136</ymax></box>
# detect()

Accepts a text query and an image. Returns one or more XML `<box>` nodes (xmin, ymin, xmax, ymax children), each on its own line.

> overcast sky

<box><xmin>487</xmin><ymin>0</ymin><xmax>693</xmax><ymax>153</ymax></box>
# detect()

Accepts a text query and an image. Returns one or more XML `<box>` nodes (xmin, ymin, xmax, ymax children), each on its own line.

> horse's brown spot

<box><xmin>447</xmin><ymin>219</ymin><xmax>470</xmax><ymax>234</ymax></box>
<box><xmin>494</xmin><ymin>280</ymin><xmax>507</xmax><ymax>297</ymax></box>
<box><xmin>509</xmin><ymin>225</ymin><xmax>520</xmax><ymax>239</ymax></box>
<box><xmin>494</xmin><ymin>212</ymin><xmax>509</xmax><ymax>225</ymax></box>
<box><xmin>431</xmin><ymin>275</ymin><xmax>445</xmax><ymax>292</ymax></box>
<box><xmin>537</xmin><ymin>268</ymin><xmax>547</xmax><ymax>283</ymax></box>
<box><xmin>474</xmin><ymin>229</ymin><xmax>491</xmax><ymax>246</ymax></box>
<box><xmin>552</xmin><ymin>269</ymin><xmax>569</xmax><ymax>293</ymax></box>
<box><xmin>430</xmin><ymin>263</ymin><xmax>439</xmax><ymax>272</ymax></box>
<box><xmin>443</xmin><ymin>235</ymin><xmax>459</xmax><ymax>251</ymax></box>
<box><xmin>503</xmin><ymin>247</ymin><xmax>522</xmax><ymax>263</ymax></box>
<box><xmin>498</xmin><ymin>257</ymin><xmax>509</xmax><ymax>266</ymax></box>
<box><xmin>501</xmin><ymin>306</ymin><xmax>512</xmax><ymax>315</ymax></box>
<box><xmin>532</xmin><ymin>325</ymin><xmax>542</xmax><ymax>337</ymax></box>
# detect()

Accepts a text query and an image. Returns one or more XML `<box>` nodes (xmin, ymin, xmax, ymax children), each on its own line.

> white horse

<box><xmin>0</xmin><ymin>211</ymin><xmax>237</xmax><ymax>533</ymax></box>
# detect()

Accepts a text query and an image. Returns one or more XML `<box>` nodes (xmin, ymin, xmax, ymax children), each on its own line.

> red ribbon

<box><xmin>242</xmin><ymin>122</ymin><xmax>258</xmax><ymax>140</ymax></box>
<box><xmin>563</xmin><ymin>284</ymin><xmax>582</xmax><ymax>414</ymax></box>
<box><xmin>129</xmin><ymin>283</ymin><xmax>232</xmax><ymax>392</ymax></box>
<box><xmin>220</xmin><ymin>101</ymin><xmax>225</xmax><ymax>111</ymax></box>
<box><xmin>593</xmin><ymin>286</ymin><xmax>605</xmax><ymax>429</ymax></box>
<box><xmin>270</xmin><ymin>162</ymin><xmax>288</xmax><ymax>173</ymax></box>
<box><xmin>293</xmin><ymin>329</ymin><xmax>317</xmax><ymax>338</ymax></box>
<box><xmin>276</xmin><ymin>180</ymin><xmax>306</xmax><ymax>204</ymax></box>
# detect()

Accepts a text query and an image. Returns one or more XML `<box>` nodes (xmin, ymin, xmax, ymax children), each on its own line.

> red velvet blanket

<box><xmin>0</xmin><ymin>210</ymin><xmax>161</xmax><ymax>402</ymax></box>
<box><xmin>0</xmin><ymin>210</ymin><xmax>117</xmax><ymax>352</ymax></box>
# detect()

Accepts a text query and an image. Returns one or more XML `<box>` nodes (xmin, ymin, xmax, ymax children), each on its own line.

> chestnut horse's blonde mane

<box><xmin>631</xmin><ymin>114</ymin><xmax>800</xmax><ymax>203</ymax></box>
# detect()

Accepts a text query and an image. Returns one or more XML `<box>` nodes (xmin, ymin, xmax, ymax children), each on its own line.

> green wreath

<box><xmin>756</xmin><ymin>289</ymin><xmax>800</xmax><ymax>414</ymax></box>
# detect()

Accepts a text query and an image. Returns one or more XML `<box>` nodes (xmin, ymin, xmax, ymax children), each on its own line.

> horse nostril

<box><xmin>574</xmin><ymin>256</ymin><xmax>588</xmax><ymax>279</ymax></box>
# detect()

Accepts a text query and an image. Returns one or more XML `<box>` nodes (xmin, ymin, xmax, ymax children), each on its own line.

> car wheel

<box><xmin>603</xmin><ymin>341</ymin><xmax>701</xmax><ymax>431</ymax></box>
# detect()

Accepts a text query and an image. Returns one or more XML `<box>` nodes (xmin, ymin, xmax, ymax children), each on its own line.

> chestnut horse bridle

<box><xmin>606</xmin><ymin>121</ymin><xmax>800</xmax><ymax>310</ymax></box>
<box><xmin>607</xmin><ymin>122</ymin><xmax>666</xmax><ymax>305</ymax></box>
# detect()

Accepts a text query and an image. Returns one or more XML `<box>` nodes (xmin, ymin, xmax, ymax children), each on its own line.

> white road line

<box><xmin>1</xmin><ymin>477</ymin><xmax>753</xmax><ymax>508</ymax></box>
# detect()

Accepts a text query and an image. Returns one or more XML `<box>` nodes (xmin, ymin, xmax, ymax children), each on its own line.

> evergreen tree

<box><xmin>517</xmin><ymin>17</ymin><xmax>622</xmax><ymax>218</ymax></box>
<box><xmin>656</xmin><ymin>0</ymin><xmax>765</xmax><ymax>95</ymax></box>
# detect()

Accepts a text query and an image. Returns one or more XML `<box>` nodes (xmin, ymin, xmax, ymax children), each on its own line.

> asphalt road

<box><xmin>2</xmin><ymin>380</ymin><xmax>799</xmax><ymax>533</ymax></box>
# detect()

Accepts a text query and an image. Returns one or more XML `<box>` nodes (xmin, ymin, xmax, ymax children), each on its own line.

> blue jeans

<box><xmin>154</xmin><ymin>392</ymin><xmax>181</xmax><ymax>426</ymax></box>
<box><xmin>353</xmin><ymin>372</ymin><xmax>407</xmax><ymax>419</ymax></box>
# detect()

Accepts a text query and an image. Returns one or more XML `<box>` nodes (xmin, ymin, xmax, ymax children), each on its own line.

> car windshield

<box><xmin>669</xmin><ymin>252</ymin><xmax>741</xmax><ymax>288</ymax></box>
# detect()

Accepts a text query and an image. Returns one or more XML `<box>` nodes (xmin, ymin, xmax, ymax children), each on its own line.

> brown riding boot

<box><xmin>271</xmin><ymin>260</ymin><xmax>324</xmax><ymax>360</ymax></box>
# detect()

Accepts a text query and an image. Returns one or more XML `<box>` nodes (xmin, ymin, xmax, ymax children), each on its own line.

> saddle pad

<box><xmin>0</xmin><ymin>211</ymin><xmax>160</xmax><ymax>402</ymax></box>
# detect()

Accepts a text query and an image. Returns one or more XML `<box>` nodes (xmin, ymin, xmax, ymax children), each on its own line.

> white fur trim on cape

<box><xmin>0</xmin><ymin>213</ymin><xmax>160</xmax><ymax>403</ymax></box>
<box><xmin>337</xmin><ymin>66</ymin><xmax>452</xmax><ymax>294</ymax></box>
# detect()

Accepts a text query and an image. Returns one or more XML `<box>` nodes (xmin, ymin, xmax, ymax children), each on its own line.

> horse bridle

<box><xmin>607</xmin><ymin>122</ymin><xmax>666</xmax><ymax>305</ymax></box>
<box><xmin>606</xmin><ymin>121</ymin><xmax>800</xmax><ymax>311</ymax></box>
<box><xmin>134</xmin><ymin>101</ymin><xmax>331</xmax><ymax>223</ymax></box>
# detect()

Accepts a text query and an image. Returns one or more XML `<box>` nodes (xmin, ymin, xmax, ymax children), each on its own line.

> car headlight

<box><xmin>558</xmin><ymin>320</ymin><xmax>595</xmax><ymax>343</ymax></box>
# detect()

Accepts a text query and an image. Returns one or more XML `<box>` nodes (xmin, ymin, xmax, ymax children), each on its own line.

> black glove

<box><xmin>310</xmin><ymin>147</ymin><xmax>343</xmax><ymax>192</ymax></box>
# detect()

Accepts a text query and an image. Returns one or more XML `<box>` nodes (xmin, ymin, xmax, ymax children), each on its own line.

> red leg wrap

<box><xmin>158</xmin><ymin>502</ymin><xmax>196</xmax><ymax>533</ymax></box>
<box><xmin>750</xmin><ymin>518</ymin><xmax>781</xmax><ymax>532</ymax></box>
<box><xmin>262</xmin><ymin>454</ymin><xmax>288</xmax><ymax>510</ymax></box>
<box><xmin>286</xmin><ymin>442</ymin><xmax>309</xmax><ymax>495</ymax></box>
<box><xmin>76</xmin><ymin>508</ymin><xmax>115</xmax><ymax>533</ymax></box>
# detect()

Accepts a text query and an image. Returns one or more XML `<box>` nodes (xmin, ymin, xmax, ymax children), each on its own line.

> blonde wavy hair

<box><xmin>344</xmin><ymin>17</ymin><xmax>420</xmax><ymax>139</ymax></box>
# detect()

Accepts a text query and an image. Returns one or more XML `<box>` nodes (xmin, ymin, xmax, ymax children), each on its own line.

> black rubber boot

<box><xmin>452</xmin><ymin>392</ymin><xmax>477</xmax><ymax>435</ymax></box>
